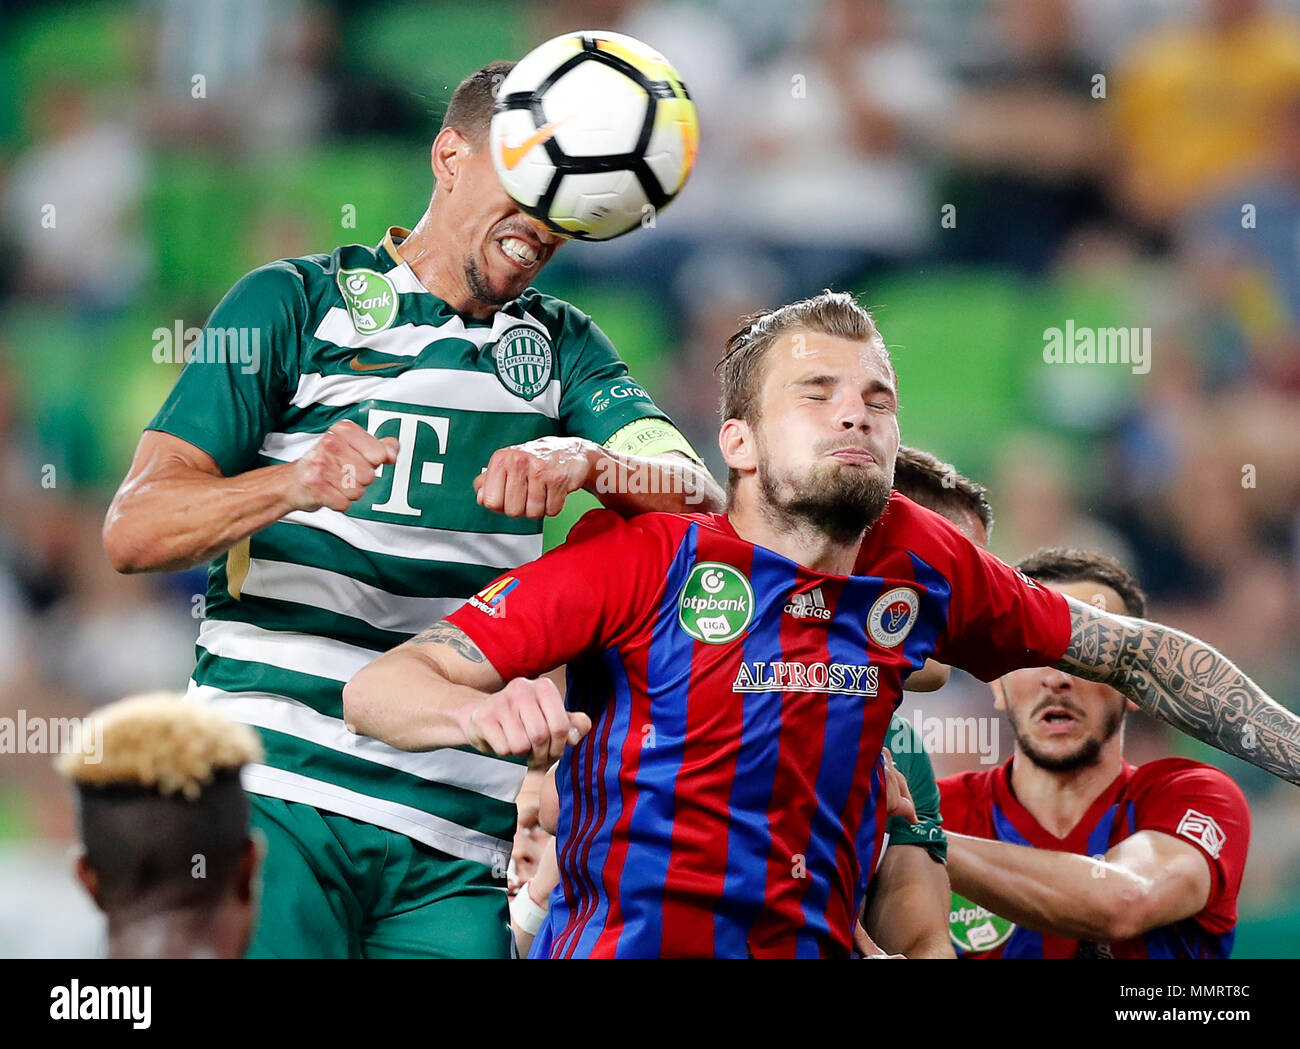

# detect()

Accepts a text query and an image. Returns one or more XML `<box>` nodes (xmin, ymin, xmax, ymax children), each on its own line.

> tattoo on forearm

<box><xmin>1058</xmin><ymin>597</ymin><xmax>1300</xmax><ymax>785</ymax></box>
<box><xmin>411</xmin><ymin>620</ymin><xmax>487</xmax><ymax>663</ymax></box>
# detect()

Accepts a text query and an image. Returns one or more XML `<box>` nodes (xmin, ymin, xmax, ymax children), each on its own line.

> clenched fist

<box><xmin>286</xmin><ymin>420</ymin><xmax>399</xmax><ymax>513</ymax></box>
<box><xmin>463</xmin><ymin>676</ymin><xmax>592</xmax><ymax>769</ymax></box>
<box><xmin>474</xmin><ymin>437</ymin><xmax>597</xmax><ymax>518</ymax></box>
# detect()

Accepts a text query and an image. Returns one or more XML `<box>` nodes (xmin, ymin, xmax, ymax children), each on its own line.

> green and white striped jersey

<box><xmin>149</xmin><ymin>228</ymin><xmax>696</xmax><ymax>872</ymax></box>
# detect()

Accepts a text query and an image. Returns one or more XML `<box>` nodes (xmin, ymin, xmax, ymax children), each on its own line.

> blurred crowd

<box><xmin>1</xmin><ymin>0</ymin><xmax>1298</xmax><ymax>954</ymax></box>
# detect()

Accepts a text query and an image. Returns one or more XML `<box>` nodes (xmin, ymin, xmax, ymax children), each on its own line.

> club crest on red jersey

<box><xmin>867</xmin><ymin>587</ymin><xmax>920</xmax><ymax>648</ymax></box>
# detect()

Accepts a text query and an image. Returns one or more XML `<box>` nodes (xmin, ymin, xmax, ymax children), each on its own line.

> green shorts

<box><xmin>246</xmin><ymin>794</ymin><xmax>512</xmax><ymax>959</ymax></box>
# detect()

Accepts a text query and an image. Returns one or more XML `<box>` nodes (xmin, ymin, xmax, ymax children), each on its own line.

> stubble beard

<box><xmin>756</xmin><ymin>436</ymin><xmax>893</xmax><ymax>546</ymax></box>
<box><xmin>1011</xmin><ymin>703</ymin><xmax>1125</xmax><ymax>773</ymax></box>
<box><xmin>465</xmin><ymin>255</ymin><xmax>516</xmax><ymax>308</ymax></box>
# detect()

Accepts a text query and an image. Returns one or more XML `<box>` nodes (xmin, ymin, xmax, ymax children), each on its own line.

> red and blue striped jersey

<box><xmin>939</xmin><ymin>757</ymin><xmax>1252</xmax><ymax>958</ymax></box>
<box><xmin>450</xmin><ymin>494</ymin><xmax>1070</xmax><ymax>957</ymax></box>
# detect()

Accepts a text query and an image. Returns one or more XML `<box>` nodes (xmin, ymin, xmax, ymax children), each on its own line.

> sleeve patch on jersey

<box><xmin>602</xmin><ymin>417</ymin><xmax>703</xmax><ymax>463</ymax></box>
<box><xmin>1176</xmin><ymin>808</ymin><xmax>1226</xmax><ymax>858</ymax></box>
<box><xmin>467</xmin><ymin>577</ymin><xmax>519</xmax><ymax>619</ymax></box>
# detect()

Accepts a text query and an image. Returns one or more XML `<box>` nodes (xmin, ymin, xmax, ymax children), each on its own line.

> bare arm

<box><xmin>947</xmin><ymin>829</ymin><xmax>1211</xmax><ymax>943</ymax></box>
<box><xmin>862</xmin><ymin>846</ymin><xmax>956</xmax><ymax>958</ymax></box>
<box><xmin>104</xmin><ymin>423</ymin><xmax>398</xmax><ymax>573</ymax></box>
<box><xmin>1056</xmin><ymin>596</ymin><xmax>1300</xmax><ymax>785</ymax></box>
<box><xmin>342</xmin><ymin>621</ymin><xmax>590</xmax><ymax>767</ymax></box>
<box><xmin>473</xmin><ymin>437</ymin><xmax>724</xmax><ymax>520</ymax></box>
<box><xmin>585</xmin><ymin>447</ymin><xmax>724</xmax><ymax>516</ymax></box>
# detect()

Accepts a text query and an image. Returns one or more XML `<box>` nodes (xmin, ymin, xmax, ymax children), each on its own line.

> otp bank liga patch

<box><xmin>949</xmin><ymin>893</ymin><xmax>1016</xmax><ymax>953</ymax></box>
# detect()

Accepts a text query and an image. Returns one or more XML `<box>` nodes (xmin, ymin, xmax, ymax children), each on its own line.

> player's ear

<box><xmin>74</xmin><ymin>851</ymin><xmax>101</xmax><ymax>907</ymax></box>
<box><xmin>432</xmin><ymin>127</ymin><xmax>468</xmax><ymax>187</ymax></box>
<box><xmin>235</xmin><ymin>836</ymin><xmax>259</xmax><ymax>904</ymax></box>
<box><xmin>719</xmin><ymin>418</ymin><xmax>756</xmax><ymax>476</ymax></box>
<box><xmin>990</xmin><ymin>678</ymin><xmax>1007</xmax><ymax>711</ymax></box>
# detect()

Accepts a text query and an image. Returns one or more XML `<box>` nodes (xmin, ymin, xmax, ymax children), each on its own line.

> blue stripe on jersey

<box><xmin>613</xmin><ymin>523</ymin><xmax>700</xmax><ymax>958</ymax></box>
<box><xmin>546</xmin><ymin>722</ymin><xmax>582</xmax><ymax>956</ymax></box>
<box><xmin>550</xmin><ymin>664</ymin><xmax>601</xmax><ymax>957</ymax></box>
<box><xmin>1086</xmin><ymin>804</ymin><xmax>1121</xmax><ymax>857</ymax></box>
<box><xmin>568</xmin><ymin>648</ymin><xmax>636</xmax><ymax>956</ymax></box>
<box><xmin>713</xmin><ymin>545</ymin><xmax>795</xmax><ymax>958</ymax></box>
<box><xmin>851</xmin><ymin>756</ymin><xmax>887</xmax><ymax>930</ymax></box>
<box><xmin>903</xmin><ymin>553</ymin><xmax>952</xmax><ymax>685</ymax></box>
<box><xmin>991</xmin><ymin>802</ymin><xmax>1045</xmax><ymax>958</ymax></box>
<box><xmin>797</xmin><ymin>574</ymin><xmax>884</xmax><ymax>956</ymax></box>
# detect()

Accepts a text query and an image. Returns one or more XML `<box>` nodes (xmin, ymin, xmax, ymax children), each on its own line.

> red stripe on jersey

<box><xmin>586</xmin><ymin>632</ymin><xmax>658</xmax><ymax>958</ymax></box>
<box><xmin>744</xmin><ymin>568</ymin><xmax>835</xmax><ymax>958</ymax></box>
<box><xmin>657</xmin><ymin>539</ymin><xmax>754</xmax><ymax>957</ymax></box>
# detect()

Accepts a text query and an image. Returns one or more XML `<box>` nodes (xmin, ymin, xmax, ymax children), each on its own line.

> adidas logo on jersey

<box><xmin>784</xmin><ymin>587</ymin><xmax>831</xmax><ymax>620</ymax></box>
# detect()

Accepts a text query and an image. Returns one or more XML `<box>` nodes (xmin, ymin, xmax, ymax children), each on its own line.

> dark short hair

<box><xmin>77</xmin><ymin>772</ymin><xmax>250</xmax><ymax>912</ymax></box>
<box><xmin>1017</xmin><ymin>547</ymin><xmax>1147</xmax><ymax>618</ymax></box>
<box><xmin>715</xmin><ymin>290</ymin><xmax>892</xmax><ymax>489</ymax></box>
<box><xmin>440</xmin><ymin>60</ymin><xmax>516</xmax><ymax>144</ymax></box>
<box><xmin>893</xmin><ymin>445</ymin><xmax>994</xmax><ymax>540</ymax></box>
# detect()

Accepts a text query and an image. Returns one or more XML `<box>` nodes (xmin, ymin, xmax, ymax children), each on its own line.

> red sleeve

<box><xmin>937</xmin><ymin>770</ymin><xmax>988</xmax><ymax>837</ymax></box>
<box><xmin>445</xmin><ymin>509</ymin><xmax>678</xmax><ymax>682</ymax></box>
<box><xmin>1129</xmin><ymin>761</ymin><xmax>1251</xmax><ymax>932</ymax></box>
<box><xmin>933</xmin><ymin>542</ymin><xmax>1072</xmax><ymax>682</ymax></box>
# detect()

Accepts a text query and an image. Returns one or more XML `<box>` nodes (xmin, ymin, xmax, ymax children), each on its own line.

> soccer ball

<box><xmin>490</xmin><ymin>30</ymin><xmax>699</xmax><ymax>241</ymax></box>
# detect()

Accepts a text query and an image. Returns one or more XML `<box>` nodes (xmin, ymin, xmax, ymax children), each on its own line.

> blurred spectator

<box><xmin>146</xmin><ymin>0</ymin><xmax>331</xmax><ymax>151</ymax></box>
<box><xmin>730</xmin><ymin>0</ymin><xmax>954</xmax><ymax>294</ymax></box>
<box><xmin>1111</xmin><ymin>0</ymin><xmax>1300</xmax><ymax>229</ymax></box>
<box><xmin>938</xmin><ymin>0</ymin><xmax>1113</xmax><ymax>273</ymax></box>
<box><xmin>1185</xmin><ymin>92</ymin><xmax>1300</xmax><ymax>356</ymax></box>
<box><xmin>2</xmin><ymin>81</ymin><xmax>147</xmax><ymax>311</ymax></box>
<box><xmin>987</xmin><ymin>429</ymin><xmax>1136</xmax><ymax>568</ymax></box>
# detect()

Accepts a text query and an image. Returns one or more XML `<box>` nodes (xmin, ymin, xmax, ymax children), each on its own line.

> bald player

<box><xmin>57</xmin><ymin>693</ymin><xmax>263</xmax><ymax>959</ymax></box>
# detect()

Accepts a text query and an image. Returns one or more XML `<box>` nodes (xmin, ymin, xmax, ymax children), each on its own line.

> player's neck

<box><xmin>106</xmin><ymin>907</ymin><xmax>236</xmax><ymax>959</ymax></box>
<box><xmin>726</xmin><ymin>500</ymin><xmax>860</xmax><ymax>575</ymax></box>
<box><xmin>393</xmin><ymin>211</ymin><xmax>497</xmax><ymax>319</ymax></box>
<box><xmin>1009</xmin><ymin>742</ymin><xmax>1126</xmax><ymax>839</ymax></box>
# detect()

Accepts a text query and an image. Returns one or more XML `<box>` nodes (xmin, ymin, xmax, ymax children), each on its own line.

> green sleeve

<box><xmin>146</xmin><ymin>261</ymin><xmax>306</xmax><ymax>475</ymax></box>
<box><xmin>886</xmin><ymin>713</ymin><xmax>947</xmax><ymax>863</ymax></box>
<box><xmin>556</xmin><ymin>310</ymin><xmax>701</xmax><ymax>462</ymax></box>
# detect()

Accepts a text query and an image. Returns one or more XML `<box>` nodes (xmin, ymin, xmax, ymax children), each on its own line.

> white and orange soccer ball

<box><xmin>489</xmin><ymin>30</ymin><xmax>699</xmax><ymax>241</ymax></box>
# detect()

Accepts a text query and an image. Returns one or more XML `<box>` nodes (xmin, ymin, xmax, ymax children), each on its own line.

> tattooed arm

<box><xmin>342</xmin><ymin>620</ymin><xmax>590</xmax><ymax>767</ymax></box>
<box><xmin>1057</xmin><ymin>596</ymin><xmax>1300</xmax><ymax>785</ymax></box>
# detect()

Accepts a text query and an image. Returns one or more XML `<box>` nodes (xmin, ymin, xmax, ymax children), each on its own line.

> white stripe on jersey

<box><xmin>240</xmin><ymin>557</ymin><xmax>463</xmax><ymax>634</ymax></box>
<box><xmin>258</xmin><ymin>430</ymin><xmax>318</xmax><ymax>462</ymax></box>
<box><xmin>385</xmin><ymin>263</ymin><xmax>432</xmax><ymax>295</ymax></box>
<box><xmin>188</xmin><ymin>684</ymin><xmax>526</xmax><ymax>803</ymax></box>
<box><xmin>239</xmin><ymin>763</ymin><xmax>513</xmax><ymax>870</ymax></box>
<box><xmin>197</xmin><ymin>620</ymin><xmax>379</xmax><ymax>682</ymax></box>
<box><xmin>280</xmin><ymin>507</ymin><xmax>543</xmax><ymax>569</ymax></box>
<box><xmin>290</xmin><ymin>368</ymin><xmax>562</xmax><ymax>420</ymax></box>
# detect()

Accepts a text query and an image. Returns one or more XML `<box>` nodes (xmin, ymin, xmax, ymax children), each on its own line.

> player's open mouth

<box><xmin>1037</xmin><ymin>706</ymin><xmax>1080</xmax><ymax>732</ymax></box>
<box><xmin>497</xmin><ymin>236</ymin><xmax>540</xmax><ymax>271</ymax></box>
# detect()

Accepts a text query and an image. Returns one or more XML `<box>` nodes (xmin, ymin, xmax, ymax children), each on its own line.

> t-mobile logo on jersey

<box><xmin>364</xmin><ymin>409</ymin><xmax>450</xmax><ymax>516</ymax></box>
